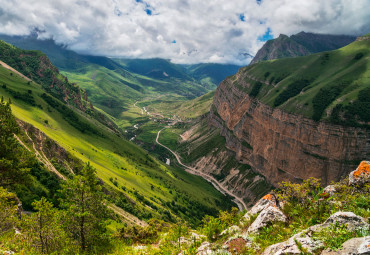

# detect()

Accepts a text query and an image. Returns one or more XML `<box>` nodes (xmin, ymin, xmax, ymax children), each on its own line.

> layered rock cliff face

<box><xmin>209</xmin><ymin>71</ymin><xmax>370</xmax><ymax>187</ymax></box>
<box><xmin>179</xmin><ymin>119</ymin><xmax>272</xmax><ymax>207</ymax></box>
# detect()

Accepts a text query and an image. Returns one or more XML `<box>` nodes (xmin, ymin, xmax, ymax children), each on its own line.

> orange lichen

<box><xmin>262</xmin><ymin>194</ymin><xmax>273</xmax><ymax>201</ymax></box>
<box><xmin>353</xmin><ymin>161</ymin><xmax>370</xmax><ymax>179</ymax></box>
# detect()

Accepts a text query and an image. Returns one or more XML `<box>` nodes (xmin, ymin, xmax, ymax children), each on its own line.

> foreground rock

<box><xmin>248</xmin><ymin>205</ymin><xmax>287</xmax><ymax>233</ymax></box>
<box><xmin>349</xmin><ymin>161</ymin><xmax>370</xmax><ymax>186</ymax></box>
<box><xmin>244</xmin><ymin>194</ymin><xmax>278</xmax><ymax>220</ymax></box>
<box><xmin>321</xmin><ymin>236</ymin><xmax>370</xmax><ymax>255</ymax></box>
<box><xmin>262</xmin><ymin>212</ymin><xmax>369</xmax><ymax>255</ymax></box>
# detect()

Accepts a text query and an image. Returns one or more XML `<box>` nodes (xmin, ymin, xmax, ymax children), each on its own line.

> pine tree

<box><xmin>28</xmin><ymin>197</ymin><xmax>74</xmax><ymax>254</ymax></box>
<box><xmin>0</xmin><ymin>187</ymin><xmax>18</xmax><ymax>234</ymax></box>
<box><xmin>59</xmin><ymin>163</ymin><xmax>111</xmax><ymax>252</ymax></box>
<box><xmin>0</xmin><ymin>102</ymin><xmax>30</xmax><ymax>186</ymax></box>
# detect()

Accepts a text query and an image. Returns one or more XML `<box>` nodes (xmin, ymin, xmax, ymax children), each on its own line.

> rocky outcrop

<box><xmin>16</xmin><ymin>120</ymin><xmax>83</xmax><ymax>177</ymax></box>
<box><xmin>349</xmin><ymin>161</ymin><xmax>370</xmax><ymax>186</ymax></box>
<box><xmin>247</xmin><ymin>205</ymin><xmax>287</xmax><ymax>233</ymax></box>
<box><xmin>262</xmin><ymin>212</ymin><xmax>369</xmax><ymax>255</ymax></box>
<box><xmin>322</xmin><ymin>236</ymin><xmax>370</xmax><ymax>255</ymax></box>
<box><xmin>209</xmin><ymin>71</ymin><xmax>370</xmax><ymax>187</ymax></box>
<box><xmin>179</xmin><ymin>118</ymin><xmax>272</xmax><ymax>207</ymax></box>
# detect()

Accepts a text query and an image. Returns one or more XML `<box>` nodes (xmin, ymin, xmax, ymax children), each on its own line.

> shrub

<box><xmin>274</xmin><ymin>79</ymin><xmax>312</xmax><ymax>107</ymax></box>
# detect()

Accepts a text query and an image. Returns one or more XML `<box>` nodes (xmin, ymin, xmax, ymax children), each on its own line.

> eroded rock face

<box><xmin>209</xmin><ymin>73</ymin><xmax>370</xmax><ymax>186</ymax></box>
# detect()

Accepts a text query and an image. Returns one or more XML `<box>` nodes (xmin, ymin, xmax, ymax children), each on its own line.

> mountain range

<box><xmin>250</xmin><ymin>31</ymin><xmax>356</xmax><ymax>64</ymax></box>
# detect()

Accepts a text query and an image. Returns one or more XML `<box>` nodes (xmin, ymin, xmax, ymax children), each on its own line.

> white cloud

<box><xmin>0</xmin><ymin>0</ymin><xmax>369</xmax><ymax>64</ymax></box>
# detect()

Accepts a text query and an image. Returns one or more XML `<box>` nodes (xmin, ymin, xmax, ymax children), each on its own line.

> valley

<box><xmin>0</xmin><ymin>23</ymin><xmax>369</xmax><ymax>254</ymax></box>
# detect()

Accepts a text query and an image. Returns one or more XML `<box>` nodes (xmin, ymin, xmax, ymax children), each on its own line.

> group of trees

<box><xmin>1</xmin><ymin>163</ymin><xmax>112</xmax><ymax>254</ymax></box>
<box><xmin>0</xmin><ymin>101</ymin><xmax>112</xmax><ymax>253</ymax></box>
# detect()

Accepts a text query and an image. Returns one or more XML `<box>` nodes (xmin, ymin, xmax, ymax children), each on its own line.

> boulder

<box><xmin>197</xmin><ymin>242</ymin><xmax>212</xmax><ymax>255</ymax></box>
<box><xmin>323</xmin><ymin>185</ymin><xmax>337</xmax><ymax>197</ymax></box>
<box><xmin>248</xmin><ymin>205</ymin><xmax>287</xmax><ymax>233</ymax></box>
<box><xmin>262</xmin><ymin>212</ymin><xmax>369</xmax><ymax>255</ymax></box>
<box><xmin>321</xmin><ymin>236</ymin><xmax>370</xmax><ymax>255</ymax></box>
<box><xmin>244</xmin><ymin>194</ymin><xmax>278</xmax><ymax>220</ymax></box>
<box><xmin>323</xmin><ymin>212</ymin><xmax>369</xmax><ymax>231</ymax></box>
<box><xmin>263</xmin><ymin>237</ymin><xmax>321</xmax><ymax>255</ymax></box>
<box><xmin>349</xmin><ymin>161</ymin><xmax>370</xmax><ymax>186</ymax></box>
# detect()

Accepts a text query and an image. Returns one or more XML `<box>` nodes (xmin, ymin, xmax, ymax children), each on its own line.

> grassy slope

<box><xmin>143</xmin><ymin>90</ymin><xmax>215</xmax><ymax>119</ymax></box>
<box><xmin>240</xmin><ymin>38</ymin><xmax>370</xmax><ymax>124</ymax></box>
<box><xmin>0</xmin><ymin>65</ymin><xmax>234</xmax><ymax>225</ymax></box>
<box><xmin>61</xmin><ymin>63</ymin><xmax>214</xmax><ymax>128</ymax></box>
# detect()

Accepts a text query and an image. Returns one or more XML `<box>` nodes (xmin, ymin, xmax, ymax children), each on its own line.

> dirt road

<box><xmin>156</xmin><ymin>128</ymin><xmax>247</xmax><ymax>211</ymax></box>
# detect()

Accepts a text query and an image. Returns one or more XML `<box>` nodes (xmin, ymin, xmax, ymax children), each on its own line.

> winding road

<box><xmin>156</xmin><ymin>128</ymin><xmax>247</xmax><ymax>211</ymax></box>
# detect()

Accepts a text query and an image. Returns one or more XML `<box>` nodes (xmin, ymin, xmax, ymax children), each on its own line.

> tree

<box><xmin>26</xmin><ymin>197</ymin><xmax>73</xmax><ymax>254</ymax></box>
<box><xmin>0</xmin><ymin>187</ymin><xmax>18</xmax><ymax>234</ymax></box>
<box><xmin>0</xmin><ymin>101</ymin><xmax>30</xmax><ymax>187</ymax></box>
<box><xmin>59</xmin><ymin>163</ymin><xmax>111</xmax><ymax>252</ymax></box>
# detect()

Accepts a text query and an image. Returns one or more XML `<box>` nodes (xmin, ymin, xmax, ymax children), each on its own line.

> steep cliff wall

<box><xmin>178</xmin><ymin>118</ymin><xmax>272</xmax><ymax>207</ymax></box>
<box><xmin>209</xmin><ymin>71</ymin><xmax>370</xmax><ymax>187</ymax></box>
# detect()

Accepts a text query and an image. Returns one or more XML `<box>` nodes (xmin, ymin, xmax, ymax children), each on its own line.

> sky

<box><xmin>0</xmin><ymin>0</ymin><xmax>369</xmax><ymax>65</ymax></box>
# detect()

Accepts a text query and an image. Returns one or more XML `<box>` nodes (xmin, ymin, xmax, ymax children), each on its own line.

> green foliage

<box><xmin>313</xmin><ymin>222</ymin><xmax>370</xmax><ymax>251</ymax></box>
<box><xmin>59</xmin><ymin>163</ymin><xmax>112</xmax><ymax>252</ymax></box>
<box><xmin>274</xmin><ymin>79</ymin><xmax>312</xmax><ymax>107</ymax></box>
<box><xmin>0</xmin><ymin>187</ymin><xmax>18</xmax><ymax>235</ymax></box>
<box><xmin>354</xmin><ymin>52</ymin><xmax>364</xmax><ymax>60</ymax></box>
<box><xmin>119</xmin><ymin>219</ymin><xmax>168</xmax><ymax>244</ymax></box>
<box><xmin>312</xmin><ymin>81</ymin><xmax>349</xmax><ymax>121</ymax></box>
<box><xmin>0</xmin><ymin>101</ymin><xmax>31</xmax><ymax>187</ymax></box>
<box><xmin>41</xmin><ymin>93</ymin><xmax>103</xmax><ymax>136</ymax></box>
<box><xmin>202</xmin><ymin>216</ymin><xmax>225</xmax><ymax>241</ymax></box>
<box><xmin>23</xmin><ymin>197</ymin><xmax>75</xmax><ymax>254</ymax></box>
<box><xmin>333</xmin><ymin>87</ymin><xmax>370</xmax><ymax>126</ymax></box>
<box><xmin>249</xmin><ymin>82</ymin><xmax>263</xmax><ymax>98</ymax></box>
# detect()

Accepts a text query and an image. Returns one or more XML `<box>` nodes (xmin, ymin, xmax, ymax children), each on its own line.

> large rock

<box><xmin>263</xmin><ymin>236</ymin><xmax>321</xmax><ymax>255</ymax></box>
<box><xmin>324</xmin><ymin>212</ymin><xmax>369</xmax><ymax>231</ymax></box>
<box><xmin>349</xmin><ymin>161</ymin><xmax>370</xmax><ymax>186</ymax></box>
<box><xmin>197</xmin><ymin>242</ymin><xmax>212</xmax><ymax>255</ymax></box>
<box><xmin>248</xmin><ymin>205</ymin><xmax>287</xmax><ymax>233</ymax></box>
<box><xmin>262</xmin><ymin>212</ymin><xmax>369</xmax><ymax>255</ymax></box>
<box><xmin>244</xmin><ymin>194</ymin><xmax>278</xmax><ymax>220</ymax></box>
<box><xmin>321</xmin><ymin>236</ymin><xmax>370</xmax><ymax>255</ymax></box>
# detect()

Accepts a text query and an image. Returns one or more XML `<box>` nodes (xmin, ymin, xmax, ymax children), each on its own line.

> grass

<box><xmin>237</xmin><ymin>39</ymin><xmax>370</xmax><ymax>126</ymax></box>
<box><xmin>0</xmin><ymin>64</ymin><xmax>235</xmax><ymax>226</ymax></box>
<box><xmin>61</xmin><ymin>62</ymin><xmax>214</xmax><ymax>128</ymax></box>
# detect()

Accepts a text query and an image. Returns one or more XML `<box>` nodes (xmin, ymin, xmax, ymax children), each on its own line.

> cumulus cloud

<box><xmin>0</xmin><ymin>0</ymin><xmax>369</xmax><ymax>64</ymax></box>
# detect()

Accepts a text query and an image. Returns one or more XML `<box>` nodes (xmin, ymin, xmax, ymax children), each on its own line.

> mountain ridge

<box><xmin>251</xmin><ymin>31</ymin><xmax>356</xmax><ymax>64</ymax></box>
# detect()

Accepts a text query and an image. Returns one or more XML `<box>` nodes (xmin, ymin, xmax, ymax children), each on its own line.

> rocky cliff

<box><xmin>178</xmin><ymin>118</ymin><xmax>272</xmax><ymax>207</ymax></box>
<box><xmin>209</xmin><ymin>70</ymin><xmax>370</xmax><ymax>187</ymax></box>
<box><xmin>251</xmin><ymin>32</ymin><xmax>356</xmax><ymax>64</ymax></box>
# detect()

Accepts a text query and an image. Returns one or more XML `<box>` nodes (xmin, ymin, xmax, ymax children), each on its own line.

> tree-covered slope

<box><xmin>237</xmin><ymin>35</ymin><xmax>370</xmax><ymax>127</ymax></box>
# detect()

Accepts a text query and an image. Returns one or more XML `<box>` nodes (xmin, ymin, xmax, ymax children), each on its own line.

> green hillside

<box><xmin>144</xmin><ymin>90</ymin><xmax>216</xmax><ymax>120</ymax></box>
<box><xmin>0</xmin><ymin>55</ymin><xmax>235</xmax><ymax>226</ymax></box>
<box><xmin>238</xmin><ymin>36</ymin><xmax>370</xmax><ymax>127</ymax></box>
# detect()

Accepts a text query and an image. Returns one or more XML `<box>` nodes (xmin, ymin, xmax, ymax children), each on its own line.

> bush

<box><xmin>274</xmin><ymin>79</ymin><xmax>312</xmax><ymax>107</ymax></box>
<box><xmin>249</xmin><ymin>82</ymin><xmax>263</xmax><ymax>98</ymax></box>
